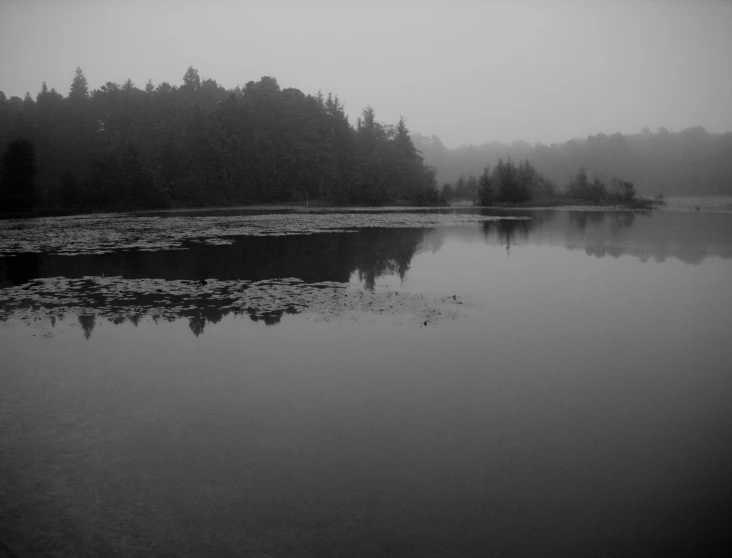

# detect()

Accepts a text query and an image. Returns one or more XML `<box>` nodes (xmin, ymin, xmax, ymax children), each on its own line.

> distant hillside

<box><xmin>414</xmin><ymin>128</ymin><xmax>732</xmax><ymax>197</ymax></box>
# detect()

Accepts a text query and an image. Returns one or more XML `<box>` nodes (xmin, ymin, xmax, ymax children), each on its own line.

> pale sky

<box><xmin>1</xmin><ymin>0</ymin><xmax>731</xmax><ymax>147</ymax></box>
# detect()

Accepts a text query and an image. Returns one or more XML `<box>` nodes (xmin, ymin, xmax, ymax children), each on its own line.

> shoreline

<box><xmin>0</xmin><ymin>196</ymin><xmax>716</xmax><ymax>221</ymax></box>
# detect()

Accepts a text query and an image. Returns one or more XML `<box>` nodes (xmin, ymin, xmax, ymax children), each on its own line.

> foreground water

<box><xmin>1</xmin><ymin>207</ymin><xmax>731</xmax><ymax>557</ymax></box>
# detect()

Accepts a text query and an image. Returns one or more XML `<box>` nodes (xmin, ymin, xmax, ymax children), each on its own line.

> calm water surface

<box><xmin>1</xmin><ymin>208</ymin><xmax>731</xmax><ymax>557</ymax></box>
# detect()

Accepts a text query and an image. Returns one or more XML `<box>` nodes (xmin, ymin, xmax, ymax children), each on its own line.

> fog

<box><xmin>1</xmin><ymin>0</ymin><xmax>731</xmax><ymax>147</ymax></box>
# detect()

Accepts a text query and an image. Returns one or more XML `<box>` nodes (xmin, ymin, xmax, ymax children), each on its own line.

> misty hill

<box><xmin>0</xmin><ymin>68</ymin><xmax>439</xmax><ymax>213</ymax></box>
<box><xmin>414</xmin><ymin>128</ymin><xmax>732</xmax><ymax>197</ymax></box>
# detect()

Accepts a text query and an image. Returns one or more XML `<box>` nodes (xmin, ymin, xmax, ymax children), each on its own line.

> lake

<box><xmin>1</xmin><ymin>207</ymin><xmax>731</xmax><ymax>557</ymax></box>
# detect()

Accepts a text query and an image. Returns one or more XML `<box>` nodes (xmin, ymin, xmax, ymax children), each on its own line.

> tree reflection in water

<box><xmin>0</xmin><ymin>229</ymin><xmax>436</xmax><ymax>338</ymax></box>
<box><xmin>77</xmin><ymin>313</ymin><xmax>96</xmax><ymax>340</ymax></box>
<box><xmin>2</xmin><ymin>209</ymin><xmax>732</xmax><ymax>337</ymax></box>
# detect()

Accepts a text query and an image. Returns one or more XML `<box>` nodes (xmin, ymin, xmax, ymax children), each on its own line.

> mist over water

<box><xmin>2</xmin><ymin>0</ymin><xmax>732</xmax><ymax>554</ymax></box>
<box><xmin>2</xmin><ymin>207</ymin><xmax>732</xmax><ymax>556</ymax></box>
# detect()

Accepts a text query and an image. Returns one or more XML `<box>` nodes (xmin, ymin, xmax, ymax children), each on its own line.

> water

<box><xmin>1</xmin><ymin>207</ymin><xmax>731</xmax><ymax>557</ymax></box>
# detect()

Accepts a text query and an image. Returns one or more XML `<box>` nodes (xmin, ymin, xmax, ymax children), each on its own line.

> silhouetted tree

<box><xmin>477</xmin><ymin>166</ymin><xmax>493</xmax><ymax>205</ymax></box>
<box><xmin>494</xmin><ymin>158</ymin><xmax>530</xmax><ymax>203</ymax></box>
<box><xmin>567</xmin><ymin>168</ymin><xmax>608</xmax><ymax>202</ymax></box>
<box><xmin>181</xmin><ymin>66</ymin><xmax>201</xmax><ymax>94</ymax></box>
<box><xmin>68</xmin><ymin>67</ymin><xmax>89</xmax><ymax>101</ymax></box>
<box><xmin>441</xmin><ymin>183</ymin><xmax>454</xmax><ymax>202</ymax></box>
<box><xmin>609</xmin><ymin>177</ymin><xmax>636</xmax><ymax>202</ymax></box>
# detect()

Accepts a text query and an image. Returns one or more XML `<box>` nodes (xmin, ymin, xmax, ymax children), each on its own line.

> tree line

<box><xmin>0</xmin><ymin>67</ymin><xmax>440</xmax><ymax>213</ymax></box>
<box><xmin>415</xmin><ymin>126</ymin><xmax>732</xmax><ymax>197</ymax></box>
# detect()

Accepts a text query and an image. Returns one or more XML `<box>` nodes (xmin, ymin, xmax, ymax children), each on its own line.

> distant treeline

<box><xmin>414</xmin><ymin>127</ymin><xmax>732</xmax><ymax>197</ymax></box>
<box><xmin>0</xmin><ymin>67</ymin><xmax>439</xmax><ymax>213</ymax></box>
<box><xmin>444</xmin><ymin>158</ymin><xmax>640</xmax><ymax>207</ymax></box>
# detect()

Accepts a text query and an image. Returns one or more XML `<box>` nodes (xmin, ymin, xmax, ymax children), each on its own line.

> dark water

<box><xmin>1</xmin><ymin>208</ymin><xmax>731</xmax><ymax>557</ymax></box>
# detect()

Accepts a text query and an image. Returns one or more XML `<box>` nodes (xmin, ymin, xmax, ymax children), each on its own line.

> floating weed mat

<box><xmin>0</xmin><ymin>212</ymin><xmax>530</xmax><ymax>256</ymax></box>
<box><xmin>0</xmin><ymin>277</ymin><xmax>469</xmax><ymax>332</ymax></box>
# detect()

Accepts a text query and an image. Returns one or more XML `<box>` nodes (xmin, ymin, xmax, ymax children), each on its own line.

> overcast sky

<box><xmin>1</xmin><ymin>0</ymin><xmax>731</xmax><ymax>147</ymax></box>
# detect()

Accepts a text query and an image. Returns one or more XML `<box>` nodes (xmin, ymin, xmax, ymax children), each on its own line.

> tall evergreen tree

<box><xmin>477</xmin><ymin>166</ymin><xmax>493</xmax><ymax>204</ymax></box>
<box><xmin>69</xmin><ymin>67</ymin><xmax>89</xmax><ymax>101</ymax></box>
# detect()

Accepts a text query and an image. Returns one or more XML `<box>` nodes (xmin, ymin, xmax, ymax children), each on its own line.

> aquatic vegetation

<box><xmin>0</xmin><ymin>211</ymin><xmax>528</xmax><ymax>256</ymax></box>
<box><xmin>0</xmin><ymin>276</ymin><xmax>469</xmax><ymax>335</ymax></box>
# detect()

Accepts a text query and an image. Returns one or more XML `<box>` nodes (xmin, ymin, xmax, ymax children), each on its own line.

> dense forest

<box><xmin>414</xmin><ymin>127</ymin><xmax>732</xmax><ymax>198</ymax></box>
<box><xmin>3</xmin><ymin>67</ymin><xmax>728</xmax><ymax>214</ymax></box>
<box><xmin>0</xmin><ymin>67</ymin><xmax>439</xmax><ymax>213</ymax></box>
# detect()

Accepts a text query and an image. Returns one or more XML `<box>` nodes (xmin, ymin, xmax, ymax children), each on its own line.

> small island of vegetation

<box><xmin>441</xmin><ymin>158</ymin><xmax>658</xmax><ymax>210</ymax></box>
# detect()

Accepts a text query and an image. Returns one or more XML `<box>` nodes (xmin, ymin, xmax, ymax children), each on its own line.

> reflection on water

<box><xmin>478</xmin><ymin>209</ymin><xmax>732</xmax><ymax>263</ymax></box>
<box><xmin>0</xmin><ymin>210</ymin><xmax>514</xmax><ymax>256</ymax></box>
<box><xmin>0</xmin><ymin>227</ymin><xmax>469</xmax><ymax>337</ymax></box>
<box><xmin>0</xmin><ymin>228</ymin><xmax>424</xmax><ymax>286</ymax></box>
<box><xmin>1</xmin><ymin>275</ymin><xmax>467</xmax><ymax>338</ymax></box>
<box><xmin>2</xmin><ymin>209</ymin><xmax>731</xmax><ymax>338</ymax></box>
<box><xmin>2</xmin><ymin>208</ymin><xmax>732</xmax><ymax>556</ymax></box>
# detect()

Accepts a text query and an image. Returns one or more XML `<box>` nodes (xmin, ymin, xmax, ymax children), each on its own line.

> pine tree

<box><xmin>478</xmin><ymin>166</ymin><xmax>493</xmax><ymax>204</ymax></box>
<box><xmin>181</xmin><ymin>66</ymin><xmax>201</xmax><ymax>92</ymax></box>
<box><xmin>69</xmin><ymin>67</ymin><xmax>89</xmax><ymax>101</ymax></box>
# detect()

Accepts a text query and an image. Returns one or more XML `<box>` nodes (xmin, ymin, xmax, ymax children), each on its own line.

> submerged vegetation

<box><xmin>0</xmin><ymin>67</ymin><xmax>439</xmax><ymax>214</ymax></box>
